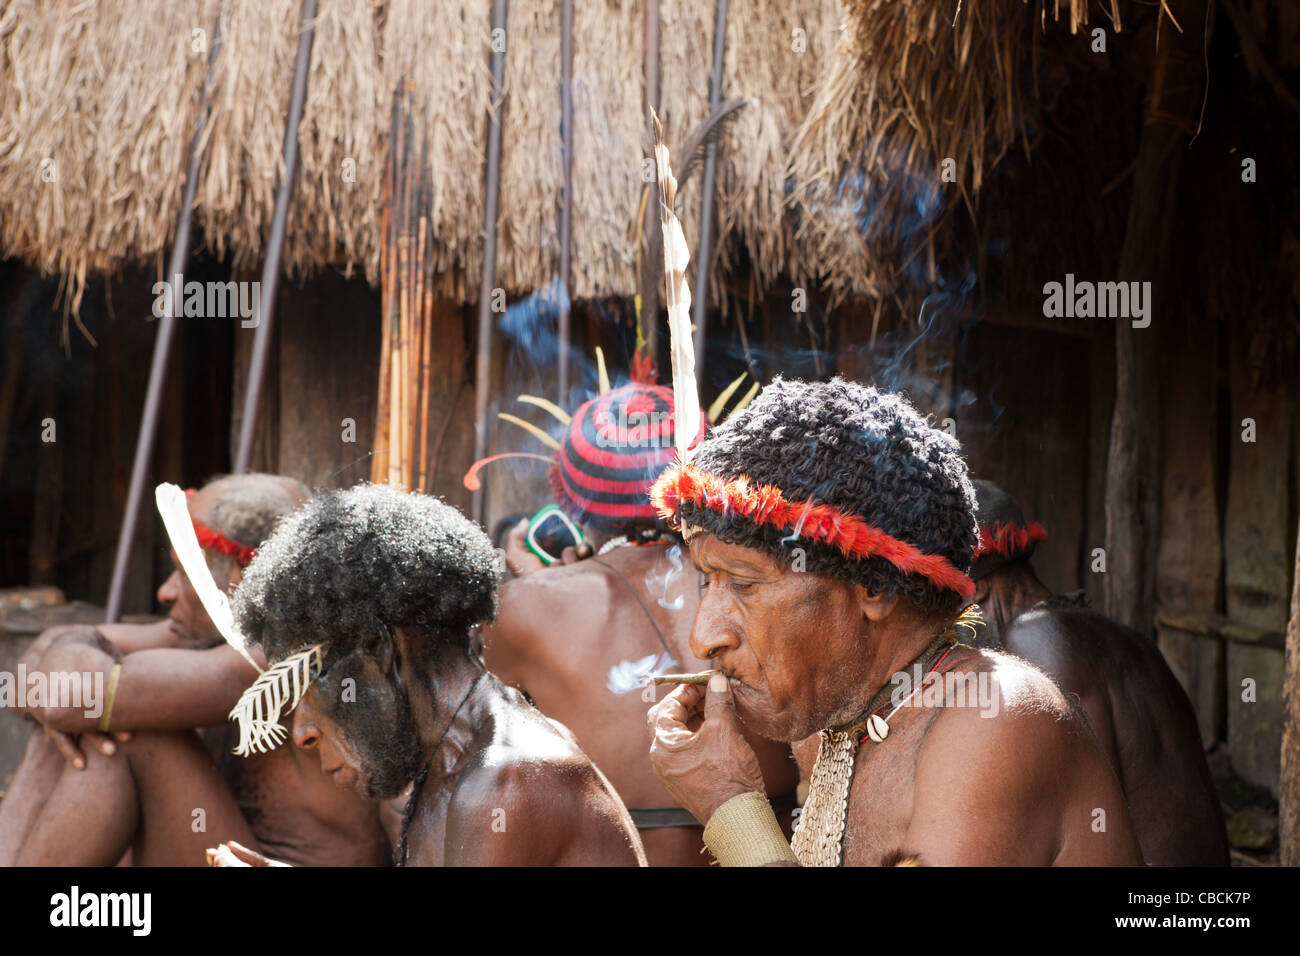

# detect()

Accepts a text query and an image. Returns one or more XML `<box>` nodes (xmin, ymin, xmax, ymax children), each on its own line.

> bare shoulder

<box><xmin>444</xmin><ymin>697</ymin><xmax>638</xmax><ymax>864</ymax></box>
<box><xmin>916</xmin><ymin>647</ymin><xmax>1093</xmax><ymax>792</ymax></box>
<box><xmin>489</xmin><ymin>560</ymin><xmax>616</xmax><ymax>638</ymax></box>
<box><xmin>904</xmin><ymin>648</ymin><xmax>1131</xmax><ymax>864</ymax></box>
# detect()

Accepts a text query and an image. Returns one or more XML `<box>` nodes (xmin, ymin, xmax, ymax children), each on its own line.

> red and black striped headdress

<box><xmin>550</xmin><ymin>383</ymin><xmax>703</xmax><ymax>530</ymax></box>
<box><xmin>463</xmin><ymin>348</ymin><xmax>754</xmax><ymax>534</ymax></box>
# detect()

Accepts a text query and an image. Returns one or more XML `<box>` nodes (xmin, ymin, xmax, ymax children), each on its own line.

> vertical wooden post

<box><xmin>1282</xmin><ymin>518</ymin><xmax>1300</xmax><ymax>865</ymax></box>
<box><xmin>1155</xmin><ymin>303</ymin><xmax>1223</xmax><ymax>745</ymax></box>
<box><xmin>1104</xmin><ymin>0</ymin><xmax>1208</xmax><ymax>633</ymax></box>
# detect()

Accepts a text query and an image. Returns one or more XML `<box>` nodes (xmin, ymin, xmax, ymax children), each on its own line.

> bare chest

<box><xmin>835</xmin><ymin>707</ymin><xmax>939</xmax><ymax>867</ymax></box>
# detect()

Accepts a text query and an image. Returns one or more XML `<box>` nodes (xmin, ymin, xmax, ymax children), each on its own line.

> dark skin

<box><xmin>481</xmin><ymin>521</ymin><xmax>798</xmax><ymax>866</ymax></box>
<box><xmin>215</xmin><ymin>627</ymin><xmax>646</xmax><ymax>867</ymax></box>
<box><xmin>649</xmin><ymin>534</ymin><xmax>1144</xmax><ymax>865</ymax></box>
<box><xmin>976</xmin><ymin>561</ymin><xmax>1229</xmax><ymax>866</ymax></box>
<box><xmin>0</xmin><ymin>482</ymin><xmax>390</xmax><ymax>867</ymax></box>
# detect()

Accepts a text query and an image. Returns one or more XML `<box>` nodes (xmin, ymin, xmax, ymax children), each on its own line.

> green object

<box><xmin>526</xmin><ymin>505</ymin><xmax>584</xmax><ymax>566</ymax></box>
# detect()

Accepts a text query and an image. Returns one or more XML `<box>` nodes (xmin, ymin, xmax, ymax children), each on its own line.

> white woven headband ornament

<box><xmin>155</xmin><ymin>482</ymin><xmax>323</xmax><ymax>756</ymax></box>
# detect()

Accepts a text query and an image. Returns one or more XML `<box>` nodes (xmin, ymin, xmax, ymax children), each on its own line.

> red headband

<box><xmin>974</xmin><ymin>521</ymin><xmax>1047</xmax><ymax>560</ymax></box>
<box><xmin>184</xmin><ymin>488</ymin><xmax>257</xmax><ymax>567</ymax></box>
<box><xmin>650</xmin><ymin>463</ymin><xmax>975</xmax><ymax>599</ymax></box>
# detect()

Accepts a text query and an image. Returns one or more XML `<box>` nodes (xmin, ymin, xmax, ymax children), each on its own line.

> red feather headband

<box><xmin>974</xmin><ymin>521</ymin><xmax>1047</xmax><ymax>560</ymax></box>
<box><xmin>184</xmin><ymin>488</ymin><xmax>257</xmax><ymax>567</ymax></box>
<box><xmin>649</xmin><ymin>463</ymin><xmax>975</xmax><ymax>599</ymax></box>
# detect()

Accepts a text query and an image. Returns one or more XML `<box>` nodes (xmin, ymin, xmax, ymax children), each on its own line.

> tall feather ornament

<box><xmin>154</xmin><ymin>483</ymin><xmax>262</xmax><ymax>673</ymax></box>
<box><xmin>652</xmin><ymin>109</ymin><xmax>701</xmax><ymax>464</ymax></box>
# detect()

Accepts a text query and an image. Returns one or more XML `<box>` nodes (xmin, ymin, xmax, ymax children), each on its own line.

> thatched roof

<box><xmin>0</xmin><ymin>0</ymin><xmax>838</xmax><ymax>311</ymax></box>
<box><xmin>785</xmin><ymin>0</ymin><xmax>1120</xmax><ymax>308</ymax></box>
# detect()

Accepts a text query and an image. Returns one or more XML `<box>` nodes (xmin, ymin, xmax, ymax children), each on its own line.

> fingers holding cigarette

<box><xmin>651</xmin><ymin>671</ymin><xmax>712</xmax><ymax>686</ymax></box>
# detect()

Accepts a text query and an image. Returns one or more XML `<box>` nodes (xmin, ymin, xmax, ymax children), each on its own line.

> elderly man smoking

<box><xmin>646</xmin><ymin>378</ymin><xmax>1142</xmax><ymax>866</ymax></box>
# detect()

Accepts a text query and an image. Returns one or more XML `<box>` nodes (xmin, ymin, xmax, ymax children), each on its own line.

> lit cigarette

<box><xmin>651</xmin><ymin>672</ymin><xmax>713</xmax><ymax>686</ymax></box>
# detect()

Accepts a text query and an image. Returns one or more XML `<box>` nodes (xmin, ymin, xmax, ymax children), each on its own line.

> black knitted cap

<box><xmin>653</xmin><ymin>377</ymin><xmax>978</xmax><ymax>613</ymax></box>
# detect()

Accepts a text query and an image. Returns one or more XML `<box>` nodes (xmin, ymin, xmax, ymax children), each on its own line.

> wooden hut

<box><xmin>0</xmin><ymin>0</ymin><xmax>1297</xmax><ymax>859</ymax></box>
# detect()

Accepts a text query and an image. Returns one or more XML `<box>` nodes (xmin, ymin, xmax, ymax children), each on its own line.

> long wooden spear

<box><xmin>472</xmin><ymin>0</ymin><xmax>510</xmax><ymax>525</ymax></box>
<box><xmin>105</xmin><ymin>5</ymin><xmax>225</xmax><ymax>623</ymax></box>
<box><xmin>233</xmin><ymin>0</ymin><xmax>318</xmax><ymax>474</ymax></box>
<box><xmin>557</xmin><ymin>0</ymin><xmax>574</xmax><ymax>404</ymax></box>
<box><xmin>690</xmin><ymin>0</ymin><xmax>729</xmax><ymax>390</ymax></box>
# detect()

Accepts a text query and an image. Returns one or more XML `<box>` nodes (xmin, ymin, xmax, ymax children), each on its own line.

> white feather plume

<box><xmin>154</xmin><ymin>482</ymin><xmax>262</xmax><ymax>673</ymax></box>
<box><xmin>652</xmin><ymin>110</ymin><xmax>701</xmax><ymax>464</ymax></box>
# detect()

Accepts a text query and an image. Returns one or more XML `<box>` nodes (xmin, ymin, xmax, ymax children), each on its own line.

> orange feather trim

<box><xmin>974</xmin><ymin>521</ymin><xmax>1047</xmax><ymax>560</ymax></box>
<box><xmin>650</xmin><ymin>463</ymin><xmax>975</xmax><ymax>599</ymax></box>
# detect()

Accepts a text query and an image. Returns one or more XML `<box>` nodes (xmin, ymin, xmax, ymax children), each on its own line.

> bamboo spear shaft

<box><xmin>234</xmin><ymin>0</ymin><xmax>318</xmax><ymax>474</ymax></box>
<box><xmin>388</xmin><ymin>89</ymin><xmax>408</xmax><ymax>488</ymax></box>
<box><xmin>106</xmin><ymin>4</ymin><xmax>226</xmax><ymax>623</ymax></box>
<box><xmin>417</xmin><ymin>163</ymin><xmax>435</xmax><ymax>492</ymax></box>
<box><xmin>372</xmin><ymin>87</ymin><xmax>400</xmax><ymax>485</ymax></box>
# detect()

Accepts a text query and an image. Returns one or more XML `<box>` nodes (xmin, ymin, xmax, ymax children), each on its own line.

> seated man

<box><xmin>0</xmin><ymin>474</ymin><xmax>390</xmax><ymax>867</ymax></box>
<box><xmin>480</xmin><ymin>382</ymin><xmax>798</xmax><ymax>866</ymax></box>
<box><xmin>218</xmin><ymin>483</ymin><xmax>645</xmax><ymax>866</ymax></box>
<box><xmin>646</xmin><ymin>377</ymin><xmax>1143</xmax><ymax>866</ymax></box>
<box><xmin>965</xmin><ymin>479</ymin><xmax>1228</xmax><ymax>866</ymax></box>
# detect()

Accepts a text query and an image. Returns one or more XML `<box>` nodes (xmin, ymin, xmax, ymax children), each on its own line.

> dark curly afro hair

<box><xmin>234</xmin><ymin>483</ymin><xmax>499</xmax><ymax>665</ymax></box>
<box><xmin>674</xmin><ymin>377</ymin><xmax>978</xmax><ymax>615</ymax></box>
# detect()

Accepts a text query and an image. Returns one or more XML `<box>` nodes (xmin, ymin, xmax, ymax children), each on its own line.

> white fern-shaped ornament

<box><xmin>154</xmin><ymin>483</ymin><xmax>262</xmax><ymax>673</ymax></box>
<box><xmin>228</xmin><ymin>645</ymin><xmax>324</xmax><ymax>756</ymax></box>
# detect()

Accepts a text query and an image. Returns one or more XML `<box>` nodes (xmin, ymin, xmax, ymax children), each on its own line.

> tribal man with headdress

<box><xmin>963</xmin><ymin>479</ymin><xmax>1227</xmax><ymax>866</ymax></box>
<box><xmin>646</xmin><ymin>377</ymin><xmax>1144</xmax><ymax>866</ymax></box>
<box><xmin>0</xmin><ymin>474</ymin><xmax>390</xmax><ymax>866</ymax></box>
<box><xmin>476</xmin><ymin>376</ymin><xmax>800</xmax><ymax>866</ymax></box>
<box><xmin>211</xmin><ymin>483</ymin><xmax>645</xmax><ymax>866</ymax></box>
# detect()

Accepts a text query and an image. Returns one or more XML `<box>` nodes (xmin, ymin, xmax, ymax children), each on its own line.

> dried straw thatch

<box><xmin>785</xmin><ymin>0</ymin><xmax>1130</xmax><ymax>308</ymax></box>
<box><xmin>0</xmin><ymin>0</ymin><xmax>838</xmax><ymax>313</ymax></box>
<box><xmin>0</xmin><ymin>0</ymin><xmax>219</xmax><ymax>314</ymax></box>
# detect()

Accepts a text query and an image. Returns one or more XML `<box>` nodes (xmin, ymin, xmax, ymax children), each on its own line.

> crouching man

<box><xmin>645</xmin><ymin>378</ymin><xmax>1143</xmax><ymax>866</ymax></box>
<box><xmin>214</xmin><ymin>484</ymin><xmax>645</xmax><ymax>866</ymax></box>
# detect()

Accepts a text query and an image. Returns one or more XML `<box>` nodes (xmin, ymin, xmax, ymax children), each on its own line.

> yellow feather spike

<box><xmin>497</xmin><ymin>413</ymin><xmax>562</xmax><ymax>451</ymax></box>
<box><xmin>516</xmin><ymin>394</ymin><xmax>572</xmax><ymax>425</ymax></box>
<box><xmin>723</xmin><ymin>380</ymin><xmax>761</xmax><ymax>423</ymax></box>
<box><xmin>707</xmin><ymin>371</ymin><xmax>749</xmax><ymax>424</ymax></box>
<box><xmin>595</xmin><ymin>346</ymin><xmax>611</xmax><ymax>395</ymax></box>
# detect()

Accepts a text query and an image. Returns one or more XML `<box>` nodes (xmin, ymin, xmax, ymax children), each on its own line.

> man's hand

<box><xmin>13</xmin><ymin>627</ymin><xmax>106</xmax><ymax>721</ymax></box>
<box><xmin>504</xmin><ymin>519</ymin><xmax>547</xmax><ymax>576</ymax></box>
<box><xmin>504</xmin><ymin>517</ymin><xmax>594</xmax><ymax>575</ymax></box>
<box><xmin>40</xmin><ymin>724</ymin><xmax>131</xmax><ymax>771</ymax></box>
<box><xmin>206</xmin><ymin>841</ymin><xmax>291</xmax><ymax>867</ymax></box>
<box><xmin>647</xmin><ymin>672</ymin><xmax>766</xmax><ymax>825</ymax></box>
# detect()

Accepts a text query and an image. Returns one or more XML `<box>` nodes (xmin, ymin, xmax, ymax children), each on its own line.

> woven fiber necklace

<box><xmin>791</xmin><ymin>634</ymin><xmax>959</xmax><ymax>867</ymax></box>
